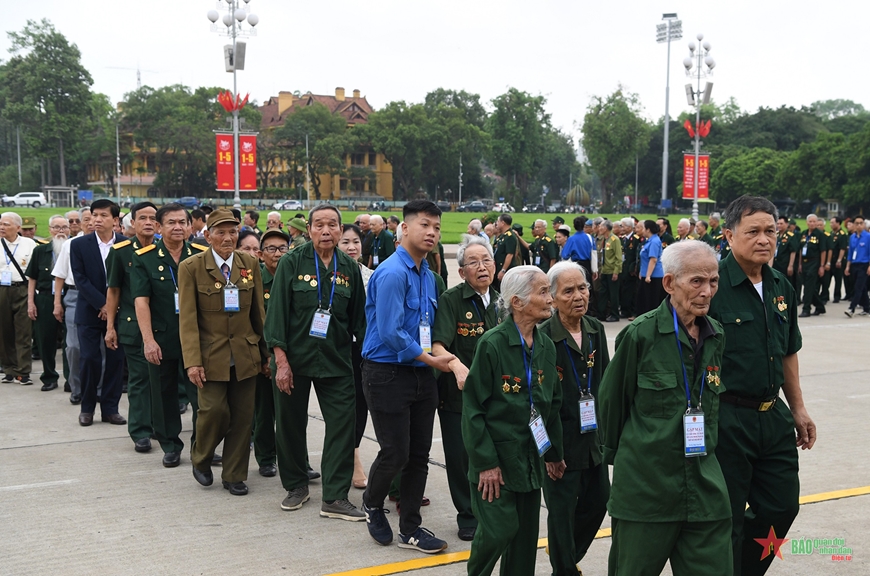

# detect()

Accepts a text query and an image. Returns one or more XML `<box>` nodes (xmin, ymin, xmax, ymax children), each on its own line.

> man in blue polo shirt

<box><xmin>361</xmin><ymin>200</ymin><xmax>455</xmax><ymax>554</ymax></box>
<box><xmin>844</xmin><ymin>215</ymin><xmax>870</xmax><ymax>318</ymax></box>
<box><xmin>561</xmin><ymin>216</ymin><xmax>592</xmax><ymax>271</ymax></box>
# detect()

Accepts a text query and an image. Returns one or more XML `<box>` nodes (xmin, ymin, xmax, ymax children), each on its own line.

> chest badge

<box><xmin>466</xmin><ymin>311</ymin><xmax>473</xmax><ymax>319</ymax></box>
<box><xmin>706</xmin><ymin>365</ymin><xmax>721</xmax><ymax>387</ymax></box>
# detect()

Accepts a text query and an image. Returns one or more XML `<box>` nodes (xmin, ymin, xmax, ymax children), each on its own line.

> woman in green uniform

<box><xmin>540</xmin><ymin>261</ymin><xmax>610</xmax><ymax>575</ymax></box>
<box><xmin>599</xmin><ymin>240</ymin><xmax>732</xmax><ymax>576</ymax></box>
<box><xmin>463</xmin><ymin>265</ymin><xmax>565</xmax><ymax>576</ymax></box>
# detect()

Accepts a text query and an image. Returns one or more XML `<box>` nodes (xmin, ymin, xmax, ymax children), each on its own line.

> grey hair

<box><xmin>535</xmin><ymin>219</ymin><xmax>547</xmax><ymax>229</ymax></box>
<box><xmin>818</xmin><ymin>218</ymin><xmax>826</xmax><ymax>226</ymax></box>
<box><xmin>1</xmin><ymin>212</ymin><xmax>22</xmax><ymax>226</ymax></box>
<box><xmin>806</xmin><ymin>214</ymin><xmax>817</xmax><ymax>220</ymax></box>
<box><xmin>48</xmin><ymin>214</ymin><xmax>67</xmax><ymax>225</ymax></box>
<box><xmin>497</xmin><ymin>265</ymin><xmax>547</xmax><ymax>319</ymax></box>
<box><xmin>547</xmin><ymin>261</ymin><xmax>587</xmax><ymax>298</ymax></box>
<box><xmin>621</xmin><ymin>217</ymin><xmax>634</xmax><ymax>228</ymax></box>
<box><xmin>710</xmin><ymin>212</ymin><xmax>721</xmax><ymax>220</ymax></box>
<box><xmin>64</xmin><ymin>210</ymin><xmax>80</xmax><ymax>219</ymax></box>
<box><xmin>468</xmin><ymin>219</ymin><xmax>482</xmax><ymax>233</ymax></box>
<box><xmin>122</xmin><ymin>213</ymin><xmax>133</xmax><ymax>229</ymax></box>
<box><xmin>601</xmin><ymin>219</ymin><xmax>613</xmax><ymax>231</ymax></box>
<box><xmin>308</xmin><ymin>203</ymin><xmax>342</xmax><ymax>224</ymax></box>
<box><xmin>267</xmin><ymin>211</ymin><xmax>281</xmax><ymax>220</ymax></box>
<box><xmin>370</xmin><ymin>214</ymin><xmax>384</xmax><ymax>226</ymax></box>
<box><xmin>661</xmin><ymin>240</ymin><xmax>717</xmax><ymax>277</ymax></box>
<box><xmin>593</xmin><ymin>217</ymin><xmax>603</xmax><ymax>226</ymax></box>
<box><xmin>456</xmin><ymin>233</ymin><xmax>493</xmax><ymax>266</ymax></box>
<box><xmin>678</xmin><ymin>218</ymin><xmax>691</xmax><ymax>228</ymax></box>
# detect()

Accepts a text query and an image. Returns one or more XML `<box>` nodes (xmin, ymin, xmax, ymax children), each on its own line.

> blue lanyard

<box><xmin>420</xmin><ymin>270</ymin><xmax>429</xmax><ymax>324</ymax></box>
<box><xmin>315</xmin><ymin>251</ymin><xmax>338</xmax><ymax>311</ymax></box>
<box><xmin>169</xmin><ymin>265</ymin><xmax>178</xmax><ymax>291</ymax></box>
<box><xmin>562</xmin><ymin>338</ymin><xmax>593</xmax><ymax>395</ymax></box>
<box><xmin>513</xmin><ymin>322</ymin><xmax>535</xmax><ymax>408</ymax></box>
<box><xmin>672</xmin><ymin>305</ymin><xmax>705</xmax><ymax>410</ymax></box>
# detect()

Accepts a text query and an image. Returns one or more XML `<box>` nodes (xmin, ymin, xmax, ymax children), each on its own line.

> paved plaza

<box><xmin>1</xmin><ymin>254</ymin><xmax>868</xmax><ymax>575</ymax></box>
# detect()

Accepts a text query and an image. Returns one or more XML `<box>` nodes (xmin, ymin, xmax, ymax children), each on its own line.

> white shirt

<box><xmin>477</xmin><ymin>290</ymin><xmax>490</xmax><ymax>309</ymax></box>
<box><xmin>753</xmin><ymin>280</ymin><xmax>763</xmax><ymax>300</ymax></box>
<box><xmin>51</xmin><ymin>240</ymin><xmax>75</xmax><ymax>286</ymax></box>
<box><xmin>96</xmin><ymin>232</ymin><xmax>115</xmax><ymax>264</ymax></box>
<box><xmin>1</xmin><ymin>235</ymin><xmax>37</xmax><ymax>283</ymax></box>
<box><xmin>212</xmin><ymin>250</ymin><xmax>235</xmax><ymax>282</ymax></box>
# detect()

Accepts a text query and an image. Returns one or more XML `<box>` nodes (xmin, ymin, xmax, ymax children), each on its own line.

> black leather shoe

<box><xmin>179</xmin><ymin>403</ymin><xmax>187</xmax><ymax>415</ymax></box>
<box><xmin>212</xmin><ymin>453</ymin><xmax>223</xmax><ymax>466</ymax></box>
<box><xmin>605</xmin><ymin>315</ymin><xmax>620</xmax><ymax>322</ymax></box>
<box><xmin>134</xmin><ymin>438</ymin><xmax>152</xmax><ymax>453</ymax></box>
<box><xmin>457</xmin><ymin>527</ymin><xmax>476</xmax><ymax>541</ymax></box>
<box><xmin>222</xmin><ymin>481</ymin><xmax>248</xmax><ymax>495</ymax></box>
<box><xmin>812</xmin><ymin>308</ymin><xmax>825</xmax><ymax>316</ymax></box>
<box><xmin>259</xmin><ymin>463</ymin><xmax>277</xmax><ymax>477</ymax></box>
<box><xmin>41</xmin><ymin>382</ymin><xmax>58</xmax><ymax>391</ymax></box>
<box><xmin>798</xmin><ymin>311</ymin><xmax>811</xmax><ymax>318</ymax></box>
<box><xmin>101</xmin><ymin>413</ymin><xmax>127</xmax><ymax>425</ymax></box>
<box><xmin>307</xmin><ymin>467</ymin><xmax>321</xmax><ymax>480</ymax></box>
<box><xmin>70</xmin><ymin>394</ymin><xmax>82</xmax><ymax>405</ymax></box>
<box><xmin>78</xmin><ymin>413</ymin><xmax>93</xmax><ymax>426</ymax></box>
<box><xmin>163</xmin><ymin>451</ymin><xmax>181</xmax><ymax>468</ymax></box>
<box><xmin>63</xmin><ymin>383</ymin><xmax>71</xmax><ymax>392</ymax></box>
<box><xmin>192</xmin><ymin>464</ymin><xmax>213</xmax><ymax>487</ymax></box>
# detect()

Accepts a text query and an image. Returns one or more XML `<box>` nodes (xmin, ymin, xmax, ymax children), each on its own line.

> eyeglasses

<box><xmin>68</xmin><ymin>219</ymin><xmax>81</xmax><ymax>224</ymax></box>
<box><xmin>463</xmin><ymin>259</ymin><xmax>495</xmax><ymax>269</ymax></box>
<box><xmin>50</xmin><ymin>225</ymin><xmax>70</xmax><ymax>230</ymax></box>
<box><xmin>262</xmin><ymin>245</ymin><xmax>290</xmax><ymax>254</ymax></box>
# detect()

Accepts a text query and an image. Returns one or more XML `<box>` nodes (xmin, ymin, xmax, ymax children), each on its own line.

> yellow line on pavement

<box><xmin>327</xmin><ymin>487</ymin><xmax>870</xmax><ymax>576</ymax></box>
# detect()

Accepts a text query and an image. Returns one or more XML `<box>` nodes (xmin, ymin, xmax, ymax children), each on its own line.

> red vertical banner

<box><xmin>682</xmin><ymin>154</ymin><xmax>710</xmax><ymax>199</ymax></box>
<box><xmin>216</xmin><ymin>133</ymin><xmax>234</xmax><ymax>191</ymax></box>
<box><xmin>697</xmin><ymin>154</ymin><xmax>709</xmax><ymax>199</ymax></box>
<box><xmin>239</xmin><ymin>135</ymin><xmax>257</xmax><ymax>191</ymax></box>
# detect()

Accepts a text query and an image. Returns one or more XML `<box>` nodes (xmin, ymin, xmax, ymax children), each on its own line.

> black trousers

<box><xmin>848</xmin><ymin>263</ymin><xmax>870</xmax><ymax>312</ymax></box>
<box><xmin>78</xmin><ymin>322</ymin><xmax>124</xmax><ymax>416</ymax></box>
<box><xmin>636</xmin><ymin>277</ymin><xmax>664</xmax><ymax>316</ymax></box>
<box><xmin>362</xmin><ymin>360</ymin><xmax>438</xmax><ymax>536</ymax></box>
<box><xmin>352</xmin><ymin>341</ymin><xmax>368</xmax><ymax>447</ymax></box>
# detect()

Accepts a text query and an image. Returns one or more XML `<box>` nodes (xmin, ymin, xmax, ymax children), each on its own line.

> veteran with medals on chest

<box><xmin>462</xmin><ymin>266</ymin><xmax>564</xmax><ymax>576</ymax></box>
<box><xmin>431</xmin><ymin>234</ymin><xmax>499</xmax><ymax>543</ymax></box>
<box><xmin>179</xmin><ymin>209</ymin><xmax>268</xmax><ymax>496</ymax></box>
<box><xmin>265</xmin><ymin>204</ymin><xmax>367</xmax><ymax>519</ymax></box>
<box><xmin>599</xmin><ymin>240</ymin><xmax>732</xmax><ymax>576</ymax></box>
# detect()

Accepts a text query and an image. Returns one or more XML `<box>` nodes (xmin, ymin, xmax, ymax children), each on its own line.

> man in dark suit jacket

<box><xmin>70</xmin><ymin>199</ymin><xmax>128</xmax><ymax>427</ymax></box>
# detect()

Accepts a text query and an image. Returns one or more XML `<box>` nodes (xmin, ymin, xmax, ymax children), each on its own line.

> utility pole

<box><xmin>458</xmin><ymin>153</ymin><xmax>463</xmax><ymax>206</ymax></box>
<box><xmin>657</xmin><ymin>14</ymin><xmax>682</xmax><ymax>204</ymax></box>
<box><xmin>16</xmin><ymin>126</ymin><xmax>22</xmax><ymax>187</ymax></box>
<box><xmin>305</xmin><ymin>133</ymin><xmax>311</xmax><ymax>206</ymax></box>
<box><xmin>116</xmin><ymin>122</ymin><xmax>121</xmax><ymax>204</ymax></box>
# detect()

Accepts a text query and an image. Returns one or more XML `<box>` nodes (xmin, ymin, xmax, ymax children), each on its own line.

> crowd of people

<box><xmin>0</xmin><ymin>193</ymin><xmax>847</xmax><ymax>575</ymax></box>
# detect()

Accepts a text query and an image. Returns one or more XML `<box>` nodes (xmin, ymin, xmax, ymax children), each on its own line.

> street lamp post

<box><xmin>656</xmin><ymin>14</ymin><xmax>682</xmax><ymax>204</ymax></box>
<box><xmin>207</xmin><ymin>0</ymin><xmax>259</xmax><ymax>210</ymax></box>
<box><xmin>683</xmin><ymin>33</ymin><xmax>715</xmax><ymax>221</ymax></box>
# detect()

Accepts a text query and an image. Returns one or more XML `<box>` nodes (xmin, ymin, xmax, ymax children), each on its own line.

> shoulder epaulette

<box><xmin>191</xmin><ymin>243</ymin><xmax>209</xmax><ymax>251</ymax></box>
<box><xmin>506</xmin><ymin>231</ymin><xmax>513</xmax><ymax>237</ymax></box>
<box><xmin>135</xmin><ymin>243</ymin><xmax>156</xmax><ymax>256</ymax></box>
<box><xmin>825</xmin><ymin>231</ymin><xmax>831</xmax><ymax>236</ymax></box>
<box><xmin>633</xmin><ymin>234</ymin><xmax>641</xmax><ymax>240</ymax></box>
<box><xmin>36</xmin><ymin>238</ymin><xmax>49</xmax><ymax>245</ymax></box>
<box><xmin>114</xmin><ymin>239</ymin><xmax>132</xmax><ymax>250</ymax></box>
<box><xmin>545</xmin><ymin>237</ymin><xmax>552</xmax><ymax>242</ymax></box>
<box><xmin>787</xmin><ymin>231</ymin><xmax>794</xmax><ymax>236</ymax></box>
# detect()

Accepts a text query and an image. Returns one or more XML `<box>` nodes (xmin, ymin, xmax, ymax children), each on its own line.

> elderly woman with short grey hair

<box><xmin>539</xmin><ymin>261</ymin><xmax>611</xmax><ymax>575</ymax></box>
<box><xmin>598</xmin><ymin>240</ymin><xmax>732</xmax><ymax>576</ymax></box>
<box><xmin>462</xmin><ymin>265</ymin><xmax>565</xmax><ymax>576</ymax></box>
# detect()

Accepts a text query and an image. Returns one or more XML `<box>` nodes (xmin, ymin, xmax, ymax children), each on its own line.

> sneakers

<box><xmin>281</xmin><ymin>486</ymin><xmax>310</xmax><ymax>511</ymax></box>
<box><xmin>859</xmin><ymin>310</ymin><xmax>869</xmax><ymax>316</ymax></box>
<box><xmin>2</xmin><ymin>374</ymin><xmax>16</xmax><ymax>384</ymax></box>
<box><xmin>17</xmin><ymin>375</ymin><xmax>33</xmax><ymax>385</ymax></box>
<box><xmin>363</xmin><ymin>502</ymin><xmax>393</xmax><ymax>545</ymax></box>
<box><xmin>845</xmin><ymin>308</ymin><xmax>855</xmax><ymax>318</ymax></box>
<box><xmin>398</xmin><ymin>527</ymin><xmax>448</xmax><ymax>554</ymax></box>
<box><xmin>320</xmin><ymin>498</ymin><xmax>366</xmax><ymax>521</ymax></box>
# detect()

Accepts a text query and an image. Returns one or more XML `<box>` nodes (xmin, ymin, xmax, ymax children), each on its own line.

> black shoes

<box><xmin>307</xmin><ymin>467</ymin><xmax>321</xmax><ymax>480</ymax></box>
<box><xmin>457</xmin><ymin>527</ymin><xmax>476</xmax><ymax>541</ymax></box>
<box><xmin>69</xmin><ymin>394</ymin><xmax>82</xmax><ymax>405</ymax></box>
<box><xmin>101</xmin><ymin>413</ymin><xmax>127</xmax><ymax>425</ymax></box>
<box><xmin>41</xmin><ymin>382</ymin><xmax>58</xmax><ymax>391</ymax></box>
<box><xmin>605</xmin><ymin>315</ymin><xmax>620</xmax><ymax>322</ymax></box>
<box><xmin>193</xmin><ymin>465</ymin><xmax>213</xmax><ymax>487</ymax></box>
<box><xmin>63</xmin><ymin>383</ymin><xmax>71</xmax><ymax>392</ymax></box>
<box><xmin>134</xmin><ymin>438</ymin><xmax>152</xmax><ymax>453</ymax></box>
<box><xmin>222</xmin><ymin>481</ymin><xmax>248</xmax><ymax>496</ymax></box>
<box><xmin>163</xmin><ymin>452</ymin><xmax>181</xmax><ymax>467</ymax></box>
<box><xmin>179</xmin><ymin>403</ymin><xmax>187</xmax><ymax>414</ymax></box>
<box><xmin>259</xmin><ymin>463</ymin><xmax>277</xmax><ymax>477</ymax></box>
<box><xmin>212</xmin><ymin>453</ymin><xmax>223</xmax><ymax>466</ymax></box>
<box><xmin>798</xmin><ymin>311</ymin><xmax>811</xmax><ymax>318</ymax></box>
<box><xmin>812</xmin><ymin>308</ymin><xmax>825</xmax><ymax>316</ymax></box>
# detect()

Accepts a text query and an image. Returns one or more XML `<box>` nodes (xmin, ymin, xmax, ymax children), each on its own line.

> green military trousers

<box><xmin>800</xmin><ymin>260</ymin><xmax>823</xmax><ymax>313</ymax></box>
<box><xmin>543</xmin><ymin>463</ymin><xmax>609</xmax><ymax>575</ymax></box>
<box><xmin>123</xmin><ymin>342</ymin><xmax>152</xmax><ymax>443</ymax></box>
<box><xmin>716</xmin><ymin>402</ymin><xmax>800</xmax><ymax>576</ymax></box>
<box><xmin>598</xmin><ymin>274</ymin><xmax>620</xmax><ymax>320</ymax></box>
<box><xmin>33</xmin><ymin>291</ymin><xmax>62</xmax><ymax>386</ymax></box>
<box><xmin>252</xmin><ymin>371</ymin><xmax>276</xmax><ymax>467</ymax></box>
<box><xmin>467</xmin><ymin>486</ymin><xmax>541</xmax><ymax>576</ymax></box>
<box><xmin>438</xmin><ymin>409</ymin><xmax>477</xmax><ymax>530</ymax></box>
<box><xmin>274</xmin><ymin>374</ymin><xmax>354</xmax><ymax>501</ymax></box>
<box><xmin>608</xmin><ymin>517</ymin><xmax>732</xmax><ymax>576</ymax></box>
<box><xmin>149</xmin><ymin>358</ymin><xmax>199</xmax><ymax>454</ymax></box>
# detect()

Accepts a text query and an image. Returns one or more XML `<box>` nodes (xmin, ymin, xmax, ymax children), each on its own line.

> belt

<box><xmin>66</xmin><ymin>285</ymin><xmax>77</xmax><ymax>291</ymax></box>
<box><xmin>720</xmin><ymin>393</ymin><xmax>777</xmax><ymax>412</ymax></box>
<box><xmin>802</xmin><ymin>257</ymin><xmax>819</xmax><ymax>263</ymax></box>
<box><xmin>1</xmin><ymin>281</ymin><xmax>25</xmax><ymax>287</ymax></box>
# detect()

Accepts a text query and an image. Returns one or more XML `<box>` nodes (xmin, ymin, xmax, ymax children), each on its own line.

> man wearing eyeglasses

<box><xmin>26</xmin><ymin>215</ymin><xmax>69</xmax><ymax>391</ymax></box>
<box><xmin>1</xmin><ymin>212</ymin><xmax>37</xmax><ymax>386</ymax></box>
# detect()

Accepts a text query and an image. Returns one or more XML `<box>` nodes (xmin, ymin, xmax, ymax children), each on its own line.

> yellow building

<box><xmin>258</xmin><ymin>87</ymin><xmax>393</xmax><ymax>201</ymax></box>
<box><xmin>85</xmin><ymin>135</ymin><xmax>157</xmax><ymax>200</ymax></box>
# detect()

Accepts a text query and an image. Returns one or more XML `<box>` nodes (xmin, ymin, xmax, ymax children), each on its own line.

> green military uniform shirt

<box><xmin>622</xmin><ymin>233</ymin><xmax>641</xmax><ymax>275</ymax></box>
<box><xmin>432</xmin><ymin>282</ymin><xmax>499</xmax><ymax>413</ymax></box>
<box><xmin>131</xmin><ymin>239</ymin><xmax>206</xmax><ymax>359</ymax></box>
<box><xmin>264</xmin><ymin>241</ymin><xmax>366</xmax><ymax>378</ymax></box>
<box><xmin>371</xmin><ymin>229</ymin><xmax>396</xmax><ymax>267</ymax></box>
<box><xmin>708</xmin><ymin>256</ymin><xmax>802</xmax><ymax>399</ymax></box>
<box><xmin>532</xmin><ymin>234</ymin><xmax>559</xmax><ymax>273</ymax></box>
<box><xmin>800</xmin><ymin>228</ymin><xmax>826</xmax><ymax>260</ymax></box>
<box><xmin>598</xmin><ymin>299</ymin><xmax>730</xmax><ymax>523</ymax></box>
<box><xmin>539</xmin><ymin>312</ymin><xmax>609</xmax><ymax>470</ymax></box>
<box><xmin>832</xmin><ymin>228</ymin><xmax>849</xmax><ymax>265</ymax></box>
<box><xmin>462</xmin><ymin>321</ymin><xmax>563</xmax><ymax>493</ymax></box>
<box><xmin>709</xmin><ymin>225</ymin><xmax>722</xmax><ymax>238</ymax></box>
<box><xmin>773</xmin><ymin>231</ymin><xmax>799</xmax><ymax>271</ymax></box>
<box><xmin>290</xmin><ymin>234</ymin><xmax>307</xmax><ymax>250</ymax></box>
<box><xmin>493</xmin><ymin>230</ymin><xmax>518</xmax><ymax>273</ymax></box>
<box><xmin>261</xmin><ymin>263</ymin><xmax>275</xmax><ymax>314</ymax></box>
<box><xmin>106</xmin><ymin>238</ymin><xmax>145</xmax><ymax>346</ymax></box>
<box><xmin>24</xmin><ymin>242</ymin><xmax>57</xmax><ymax>293</ymax></box>
<box><xmin>660</xmin><ymin>232</ymin><xmax>676</xmax><ymax>249</ymax></box>
<box><xmin>600</xmin><ymin>233</ymin><xmax>623</xmax><ymax>275</ymax></box>
<box><xmin>698</xmin><ymin>233</ymin><xmax>718</xmax><ymax>249</ymax></box>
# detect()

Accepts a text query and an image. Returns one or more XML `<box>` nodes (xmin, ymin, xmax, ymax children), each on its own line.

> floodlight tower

<box><xmin>656</xmin><ymin>14</ymin><xmax>682</xmax><ymax>204</ymax></box>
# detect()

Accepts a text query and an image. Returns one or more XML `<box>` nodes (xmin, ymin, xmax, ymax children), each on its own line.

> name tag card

<box><xmin>174</xmin><ymin>291</ymin><xmax>180</xmax><ymax>315</ymax></box>
<box><xmin>684</xmin><ymin>412</ymin><xmax>706</xmax><ymax>457</ymax></box>
<box><xmin>419</xmin><ymin>323</ymin><xmax>432</xmax><ymax>353</ymax></box>
<box><xmin>534</xmin><ymin>255</ymin><xmax>541</xmax><ymax>266</ymax></box>
<box><xmin>373</xmin><ymin>255</ymin><xmax>379</xmax><ymax>266</ymax></box>
<box><xmin>529</xmin><ymin>413</ymin><xmax>552</xmax><ymax>456</ymax></box>
<box><xmin>802</xmin><ymin>244</ymin><xmax>808</xmax><ymax>256</ymax></box>
<box><xmin>1</xmin><ymin>270</ymin><xmax>11</xmax><ymax>286</ymax></box>
<box><xmin>579</xmin><ymin>394</ymin><xmax>598</xmax><ymax>433</ymax></box>
<box><xmin>309</xmin><ymin>309</ymin><xmax>331</xmax><ymax>339</ymax></box>
<box><xmin>223</xmin><ymin>286</ymin><xmax>240</xmax><ymax>312</ymax></box>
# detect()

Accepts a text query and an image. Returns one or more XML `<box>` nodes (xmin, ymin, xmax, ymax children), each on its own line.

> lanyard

<box><xmin>513</xmin><ymin>322</ymin><xmax>535</xmax><ymax>409</ymax></box>
<box><xmin>315</xmin><ymin>251</ymin><xmax>338</xmax><ymax>311</ymax></box>
<box><xmin>420</xmin><ymin>270</ymin><xmax>429</xmax><ymax>324</ymax></box>
<box><xmin>562</xmin><ymin>338</ymin><xmax>593</xmax><ymax>395</ymax></box>
<box><xmin>169</xmin><ymin>265</ymin><xmax>178</xmax><ymax>291</ymax></box>
<box><xmin>672</xmin><ymin>305</ymin><xmax>705</xmax><ymax>411</ymax></box>
<box><xmin>3</xmin><ymin>240</ymin><xmax>18</xmax><ymax>265</ymax></box>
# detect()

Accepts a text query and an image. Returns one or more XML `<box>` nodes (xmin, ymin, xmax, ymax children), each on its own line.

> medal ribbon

<box><xmin>672</xmin><ymin>305</ymin><xmax>705</xmax><ymax>411</ymax></box>
<box><xmin>315</xmin><ymin>251</ymin><xmax>338</xmax><ymax>312</ymax></box>
<box><xmin>513</xmin><ymin>322</ymin><xmax>535</xmax><ymax>410</ymax></box>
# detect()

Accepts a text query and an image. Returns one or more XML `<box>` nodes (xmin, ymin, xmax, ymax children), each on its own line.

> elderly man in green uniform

<box><xmin>368</xmin><ymin>214</ymin><xmax>395</xmax><ymax>270</ymax></box>
<box><xmin>597</xmin><ymin>219</ymin><xmax>622</xmax><ymax>323</ymax></box>
<box><xmin>531</xmin><ymin>219</ymin><xmax>558</xmax><ymax>273</ymax></box>
<box><xmin>287</xmin><ymin>217</ymin><xmax>307</xmax><ymax>250</ymax></box>
<box><xmin>432</xmin><ymin>234</ymin><xmax>498</xmax><ymax>542</ymax></box>
<box><xmin>492</xmin><ymin>214</ymin><xmax>517</xmax><ymax>291</ymax></box>
<box><xmin>619</xmin><ymin>218</ymin><xmax>641</xmax><ymax>319</ymax></box>
<box><xmin>541</xmin><ymin>261</ymin><xmax>610</xmax><ymax>576</ymax></box>
<box><xmin>266</xmin><ymin>204</ymin><xmax>367</xmax><ymax>519</ymax></box>
<box><xmin>463</xmin><ymin>266</ymin><xmax>564</xmax><ymax>576</ymax></box>
<box><xmin>773</xmin><ymin>216</ymin><xmax>799</xmax><ymax>290</ymax></box>
<box><xmin>179</xmin><ymin>208</ymin><xmax>268</xmax><ymax>496</ymax></box>
<box><xmin>696</xmin><ymin>220</ymin><xmax>718</xmax><ymax>249</ymax></box>
<box><xmin>709</xmin><ymin>212</ymin><xmax>723</xmax><ymax>238</ymax></box>
<box><xmin>709</xmin><ymin>195</ymin><xmax>815</xmax><ymax>576</ymax></box>
<box><xmin>26</xmin><ymin>214</ymin><xmax>69</xmax><ymax>391</ymax></box>
<box><xmin>599</xmin><ymin>240</ymin><xmax>732</xmax><ymax>576</ymax></box>
<box><xmin>104</xmin><ymin>202</ymin><xmax>157</xmax><ymax>453</ymax></box>
<box><xmin>132</xmin><ymin>203</ymin><xmax>208</xmax><ymax>467</ymax></box>
<box><xmin>798</xmin><ymin>214</ymin><xmax>827</xmax><ymax>317</ymax></box>
<box><xmin>829</xmin><ymin>217</ymin><xmax>849</xmax><ymax>303</ymax></box>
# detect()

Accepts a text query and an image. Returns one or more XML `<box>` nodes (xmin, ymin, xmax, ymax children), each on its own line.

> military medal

<box><xmin>537</xmin><ymin>369</ymin><xmax>543</xmax><ymax>385</ymax></box>
<box><xmin>775</xmin><ymin>295</ymin><xmax>787</xmax><ymax>312</ymax></box>
<box><xmin>304</xmin><ymin>275</ymin><xmax>311</xmax><ymax>281</ymax></box>
<box><xmin>705</xmin><ymin>365</ymin><xmax>721</xmax><ymax>387</ymax></box>
<box><xmin>214</xmin><ymin>282</ymin><xmax>222</xmax><ymax>289</ymax></box>
<box><xmin>310</xmin><ymin>280</ymin><xmax>317</xmax><ymax>287</ymax></box>
<box><xmin>158</xmin><ymin>265</ymin><xmax>164</xmax><ymax>271</ymax></box>
<box><xmin>556</xmin><ymin>366</ymin><xmax>564</xmax><ymax>381</ymax></box>
<box><xmin>513</xmin><ymin>376</ymin><xmax>522</xmax><ymax>393</ymax></box>
<box><xmin>587</xmin><ymin>351</ymin><xmax>596</xmax><ymax>369</ymax></box>
<box><xmin>503</xmin><ymin>383</ymin><xmax>511</xmax><ymax>393</ymax></box>
<box><xmin>466</xmin><ymin>311</ymin><xmax>473</xmax><ymax>319</ymax></box>
<box><xmin>264</xmin><ymin>293</ymin><xmax>270</xmax><ymax>299</ymax></box>
<box><xmin>298</xmin><ymin>275</ymin><xmax>303</xmax><ymax>280</ymax></box>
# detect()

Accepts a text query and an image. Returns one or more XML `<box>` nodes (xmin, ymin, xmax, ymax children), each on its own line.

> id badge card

<box><xmin>0</xmin><ymin>270</ymin><xmax>11</xmax><ymax>286</ymax></box>
<box><xmin>683</xmin><ymin>411</ymin><xmax>706</xmax><ymax>457</ymax></box>
<box><xmin>419</xmin><ymin>322</ymin><xmax>432</xmax><ymax>353</ymax></box>
<box><xmin>775</xmin><ymin>245</ymin><xmax>779</xmax><ymax>258</ymax></box>
<box><xmin>373</xmin><ymin>254</ymin><xmax>379</xmax><ymax>266</ymax></box>
<box><xmin>802</xmin><ymin>244</ymin><xmax>808</xmax><ymax>256</ymax></box>
<box><xmin>529</xmin><ymin>411</ymin><xmax>552</xmax><ymax>456</ymax></box>
<box><xmin>579</xmin><ymin>393</ymin><xmax>598</xmax><ymax>433</ymax></box>
<box><xmin>174</xmin><ymin>291</ymin><xmax>180</xmax><ymax>315</ymax></box>
<box><xmin>223</xmin><ymin>285</ymin><xmax>240</xmax><ymax>312</ymax></box>
<box><xmin>309</xmin><ymin>308</ymin><xmax>331</xmax><ymax>339</ymax></box>
<box><xmin>534</xmin><ymin>255</ymin><xmax>541</xmax><ymax>266</ymax></box>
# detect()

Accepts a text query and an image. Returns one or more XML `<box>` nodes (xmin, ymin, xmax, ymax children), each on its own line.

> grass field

<box><xmin>5</xmin><ymin>206</ymin><xmax>812</xmax><ymax>244</ymax></box>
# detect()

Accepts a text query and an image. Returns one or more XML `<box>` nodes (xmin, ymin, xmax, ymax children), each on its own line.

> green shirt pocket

<box><xmin>636</xmin><ymin>371</ymin><xmax>681</xmax><ymax>419</ymax></box>
<box><xmin>719</xmin><ymin>311</ymin><xmax>756</xmax><ymax>352</ymax></box>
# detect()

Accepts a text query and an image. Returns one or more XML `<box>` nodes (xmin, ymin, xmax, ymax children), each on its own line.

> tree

<box><xmin>725</xmin><ymin>106</ymin><xmax>825</xmax><ymax>151</ymax></box>
<box><xmin>536</xmin><ymin>128</ymin><xmax>579</xmax><ymax>203</ymax></box>
<box><xmin>487</xmin><ymin>88</ymin><xmax>550</xmax><ymax>197</ymax></box>
<box><xmin>361</xmin><ymin>101</ymin><xmax>431</xmax><ymax>200</ymax></box>
<box><xmin>842</xmin><ymin>123</ymin><xmax>870</xmax><ymax>207</ymax></box>
<box><xmin>581</xmin><ymin>87</ymin><xmax>650</xmax><ymax>207</ymax></box>
<box><xmin>810</xmin><ymin>99</ymin><xmax>866</xmax><ymax>120</ymax></box>
<box><xmin>424</xmin><ymin>89</ymin><xmax>488</xmax><ymax>129</ymax></box>
<box><xmin>777</xmin><ymin>132</ymin><xmax>847</xmax><ymax>203</ymax></box>
<box><xmin>710</xmin><ymin>147</ymin><xmax>787</xmax><ymax>206</ymax></box>
<box><xmin>422</xmin><ymin>101</ymin><xmax>489</xmax><ymax>201</ymax></box>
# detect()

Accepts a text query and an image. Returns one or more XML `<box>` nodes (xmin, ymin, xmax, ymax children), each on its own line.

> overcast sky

<box><xmin>5</xmin><ymin>0</ymin><xmax>868</xmax><ymax>147</ymax></box>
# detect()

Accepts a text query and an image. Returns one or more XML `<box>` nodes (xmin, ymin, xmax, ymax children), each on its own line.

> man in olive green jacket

<box><xmin>597</xmin><ymin>220</ymin><xmax>622</xmax><ymax>322</ymax></box>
